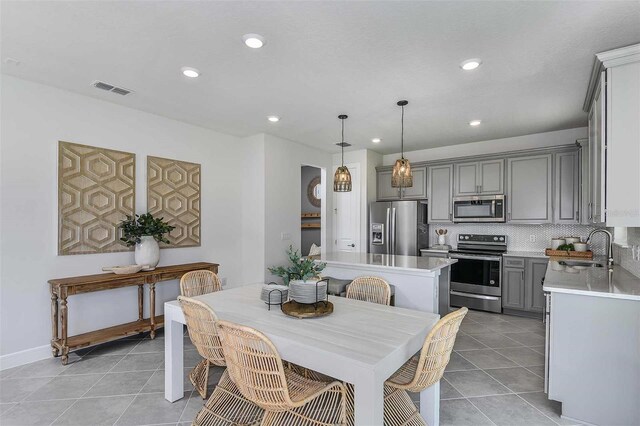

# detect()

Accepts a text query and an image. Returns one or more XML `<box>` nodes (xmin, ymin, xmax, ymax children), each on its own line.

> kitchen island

<box><xmin>543</xmin><ymin>259</ymin><xmax>640</xmax><ymax>426</ymax></box>
<box><xmin>320</xmin><ymin>252</ymin><xmax>457</xmax><ymax>314</ymax></box>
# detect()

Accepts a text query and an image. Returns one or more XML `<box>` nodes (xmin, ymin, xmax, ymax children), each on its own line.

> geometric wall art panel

<box><xmin>147</xmin><ymin>156</ymin><xmax>201</xmax><ymax>248</ymax></box>
<box><xmin>58</xmin><ymin>141</ymin><xmax>135</xmax><ymax>255</ymax></box>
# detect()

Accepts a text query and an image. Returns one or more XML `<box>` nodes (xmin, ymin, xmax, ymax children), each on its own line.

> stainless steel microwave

<box><xmin>452</xmin><ymin>195</ymin><xmax>506</xmax><ymax>223</ymax></box>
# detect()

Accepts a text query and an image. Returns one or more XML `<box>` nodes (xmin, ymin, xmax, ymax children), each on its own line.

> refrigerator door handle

<box><xmin>385</xmin><ymin>208</ymin><xmax>391</xmax><ymax>255</ymax></box>
<box><xmin>390</xmin><ymin>207</ymin><xmax>396</xmax><ymax>255</ymax></box>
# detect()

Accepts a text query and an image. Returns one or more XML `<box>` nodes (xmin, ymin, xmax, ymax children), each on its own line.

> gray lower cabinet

<box><xmin>427</xmin><ymin>164</ymin><xmax>453</xmax><ymax>223</ymax></box>
<box><xmin>507</xmin><ymin>154</ymin><xmax>553</xmax><ymax>223</ymax></box>
<box><xmin>554</xmin><ymin>151</ymin><xmax>580</xmax><ymax>224</ymax></box>
<box><xmin>525</xmin><ymin>258</ymin><xmax>548</xmax><ymax>313</ymax></box>
<box><xmin>502</xmin><ymin>266</ymin><xmax>526</xmax><ymax>309</ymax></box>
<box><xmin>502</xmin><ymin>257</ymin><xmax>548</xmax><ymax>315</ymax></box>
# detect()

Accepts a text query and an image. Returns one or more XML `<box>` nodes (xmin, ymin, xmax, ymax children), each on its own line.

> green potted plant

<box><xmin>118</xmin><ymin>213</ymin><xmax>175</xmax><ymax>270</ymax></box>
<box><xmin>268</xmin><ymin>246</ymin><xmax>327</xmax><ymax>303</ymax></box>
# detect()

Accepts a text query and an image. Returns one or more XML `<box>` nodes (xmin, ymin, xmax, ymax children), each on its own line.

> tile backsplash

<box><xmin>615</xmin><ymin>227</ymin><xmax>640</xmax><ymax>278</ymax></box>
<box><xmin>429</xmin><ymin>223</ymin><xmax>605</xmax><ymax>255</ymax></box>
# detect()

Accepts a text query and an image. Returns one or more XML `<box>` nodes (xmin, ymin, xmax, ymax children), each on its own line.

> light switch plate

<box><xmin>281</xmin><ymin>232</ymin><xmax>291</xmax><ymax>241</ymax></box>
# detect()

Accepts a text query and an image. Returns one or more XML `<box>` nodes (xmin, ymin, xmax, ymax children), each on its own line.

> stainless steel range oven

<box><xmin>449</xmin><ymin>234</ymin><xmax>506</xmax><ymax>313</ymax></box>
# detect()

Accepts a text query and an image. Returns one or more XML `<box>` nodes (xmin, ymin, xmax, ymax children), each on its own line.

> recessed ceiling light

<box><xmin>460</xmin><ymin>58</ymin><xmax>482</xmax><ymax>71</ymax></box>
<box><xmin>181</xmin><ymin>67</ymin><xmax>200</xmax><ymax>78</ymax></box>
<box><xmin>371</xmin><ymin>138</ymin><xmax>381</xmax><ymax>143</ymax></box>
<box><xmin>469</xmin><ymin>120</ymin><xmax>482</xmax><ymax>126</ymax></box>
<box><xmin>267</xmin><ymin>116</ymin><xmax>280</xmax><ymax>123</ymax></box>
<box><xmin>243</xmin><ymin>34</ymin><xmax>265</xmax><ymax>49</ymax></box>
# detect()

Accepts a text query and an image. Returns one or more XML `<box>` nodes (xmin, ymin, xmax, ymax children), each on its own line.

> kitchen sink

<box><xmin>558</xmin><ymin>260</ymin><xmax>604</xmax><ymax>268</ymax></box>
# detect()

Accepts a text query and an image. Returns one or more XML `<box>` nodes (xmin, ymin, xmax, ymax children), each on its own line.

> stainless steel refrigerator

<box><xmin>369</xmin><ymin>200</ymin><xmax>429</xmax><ymax>256</ymax></box>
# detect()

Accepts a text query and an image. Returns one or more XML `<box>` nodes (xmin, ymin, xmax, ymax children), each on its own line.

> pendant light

<box><xmin>333</xmin><ymin>114</ymin><xmax>352</xmax><ymax>192</ymax></box>
<box><xmin>391</xmin><ymin>100</ymin><xmax>413</xmax><ymax>188</ymax></box>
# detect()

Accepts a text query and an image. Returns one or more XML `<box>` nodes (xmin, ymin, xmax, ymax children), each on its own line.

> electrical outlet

<box><xmin>529</xmin><ymin>235</ymin><xmax>536</xmax><ymax>243</ymax></box>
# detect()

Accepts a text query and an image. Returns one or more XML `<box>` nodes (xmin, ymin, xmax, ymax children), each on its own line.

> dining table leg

<box><xmin>420</xmin><ymin>380</ymin><xmax>440</xmax><ymax>426</ymax></box>
<box><xmin>164</xmin><ymin>303</ymin><xmax>184</xmax><ymax>402</ymax></box>
<box><xmin>353</xmin><ymin>373</ymin><xmax>384</xmax><ymax>425</ymax></box>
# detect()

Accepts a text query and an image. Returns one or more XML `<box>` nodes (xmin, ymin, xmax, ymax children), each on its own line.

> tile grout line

<box><xmin>445</xmin><ymin>377</ymin><xmax>498</xmax><ymax>426</ymax></box>
<box><xmin>514</xmin><ymin>393</ymin><xmax>564</xmax><ymax>426</ymax></box>
<box><xmin>48</xmin><ymin>342</ymin><xmax>140</xmax><ymax>426</ymax></box>
<box><xmin>110</xmin><ymin>349</ymin><xmax>167</xmax><ymax>426</ymax></box>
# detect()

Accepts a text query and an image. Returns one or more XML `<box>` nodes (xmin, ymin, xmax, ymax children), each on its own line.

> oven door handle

<box><xmin>450</xmin><ymin>291</ymin><xmax>500</xmax><ymax>301</ymax></box>
<box><xmin>450</xmin><ymin>254</ymin><xmax>502</xmax><ymax>262</ymax></box>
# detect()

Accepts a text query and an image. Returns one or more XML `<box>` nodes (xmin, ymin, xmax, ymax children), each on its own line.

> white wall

<box><xmin>331</xmin><ymin>149</ymin><xmax>382</xmax><ymax>252</ymax></box>
<box><xmin>0</xmin><ymin>76</ymin><xmax>248</xmax><ymax>365</ymax></box>
<box><xmin>382</xmin><ymin>127</ymin><xmax>588</xmax><ymax>165</ymax></box>
<box><xmin>263</xmin><ymin>134</ymin><xmax>333</xmax><ymax>282</ymax></box>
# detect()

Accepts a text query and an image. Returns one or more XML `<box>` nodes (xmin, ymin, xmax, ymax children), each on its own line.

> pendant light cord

<box><xmin>401</xmin><ymin>104</ymin><xmax>405</xmax><ymax>159</ymax></box>
<box><xmin>341</xmin><ymin>118</ymin><xmax>345</xmax><ymax>166</ymax></box>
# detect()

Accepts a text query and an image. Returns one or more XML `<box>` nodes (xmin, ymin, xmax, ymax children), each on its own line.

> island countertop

<box><xmin>320</xmin><ymin>252</ymin><xmax>457</xmax><ymax>274</ymax></box>
<box><xmin>543</xmin><ymin>258</ymin><xmax>640</xmax><ymax>301</ymax></box>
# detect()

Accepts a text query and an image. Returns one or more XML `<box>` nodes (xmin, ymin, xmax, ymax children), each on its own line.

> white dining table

<box><xmin>164</xmin><ymin>283</ymin><xmax>441</xmax><ymax>426</ymax></box>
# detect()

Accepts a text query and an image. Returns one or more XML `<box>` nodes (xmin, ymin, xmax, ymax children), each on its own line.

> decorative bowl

<box><xmin>102</xmin><ymin>265</ymin><xmax>147</xmax><ymax>275</ymax></box>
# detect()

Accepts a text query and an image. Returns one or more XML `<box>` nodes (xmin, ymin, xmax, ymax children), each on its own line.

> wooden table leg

<box><xmin>138</xmin><ymin>284</ymin><xmax>144</xmax><ymax>321</ymax></box>
<box><xmin>149</xmin><ymin>283</ymin><xmax>156</xmax><ymax>339</ymax></box>
<box><xmin>50</xmin><ymin>291</ymin><xmax>59</xmax><ymax>357</ymax></box>
<box><xmin>60</xmin><ymin>289</ymin><xmax>69</xmax><ymax>365</ymax></box>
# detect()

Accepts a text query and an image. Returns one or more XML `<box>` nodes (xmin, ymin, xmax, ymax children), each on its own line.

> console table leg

<box><xmin>60</xmin><ymin>290</ymin><xmax>69</xmax><ymax>365</ymax></box>
<box><xmin>149</xmin><ymin>283</ymin><xmax>156</xmax><ymax>339</ymax></box>
<box><xmin>51</xmin><ymin>292</ymin><xmax>59</xmax><ymax>357</ymax></box>
<box><xmin>138</xmin><ymin>284</ymin><xmax>144</xmax><ymax>321</ymax></box>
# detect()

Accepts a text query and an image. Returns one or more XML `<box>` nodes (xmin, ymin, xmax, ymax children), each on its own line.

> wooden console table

<box><xmin>48</xmin><ymin>262</ymin><xmax>218</xmax><ymax>364</ymax></box>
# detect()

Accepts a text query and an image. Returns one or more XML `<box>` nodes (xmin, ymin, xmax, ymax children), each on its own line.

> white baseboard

<box><xmin>0</xmin><ymin>344</ymin><xmax>51</xmax><ymax>371</ymax></box>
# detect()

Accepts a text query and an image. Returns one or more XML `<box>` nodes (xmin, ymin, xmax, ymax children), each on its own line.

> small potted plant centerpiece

<box><xmin>119</xmin><ymin>213</ymin><xmax>175</xmax><ymax>270</ymax></box>
<box><xmin>268</xmin><ymin>246</ymin><xmax>327</xmax><ymax>304</ymax></box>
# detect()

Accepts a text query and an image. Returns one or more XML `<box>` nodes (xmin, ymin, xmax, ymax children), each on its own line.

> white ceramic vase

<box><xmin>135</xmin><ymin>235</ymin><xmax>160</xmax><ymax>270</ymax></box>
<box><xmin>438</xmin><ymin>235</ymin><xmax>446</xmax><ymax>246</ymax></box>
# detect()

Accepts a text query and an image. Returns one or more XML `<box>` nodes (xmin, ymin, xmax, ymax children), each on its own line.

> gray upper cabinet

<box><xmin>401</xmin><ymin>165</ymin><xmax>427</xmax><ymax>200</ymax></box>
<box><xmin>376</xmin><ymin>169</ymin><xmax>400</xmax><ymax>200</ymax></box>
<box><xmin>454</xmin><ymin>162</ymin><xmax>479</xmax><ymax>196</ymax></box>
<box><xmin>427</xmin><ymin>164</ymin><xmax>453</xmax><ymax>223</ymax></box>
<box><xmin>588</xmin><ymin>78</ymin><xmax>605</xmax><ymax>224</ymax></box>
<box><xmin>554</xmin><ymin>151</ymin><xmax>580</xmax><ymax>224</ymax></box>
<box><xmin>525</xmin><ymin>258</ymin><xmax>548</xmax><ymax>313</ymax></box>
<box><xmin>507</xmin><ymin>154</ymin><xmax>553</xmax><ymax>223</ymax></box>
<box><xmin>376</xmin><ymin>165</ymin><xmax>426</xmax><ymax>201</ymax></box>
<box><xmin>454</xmin><ymin>160</ymin><xmax>504</xmax><ymax>196</ymax></box>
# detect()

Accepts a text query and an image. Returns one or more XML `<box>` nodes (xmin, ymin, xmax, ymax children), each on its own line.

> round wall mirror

<box><xmin>307</xmin><ymin>176</ymin><xmax>322</xmax><ymax>208</ymax></box>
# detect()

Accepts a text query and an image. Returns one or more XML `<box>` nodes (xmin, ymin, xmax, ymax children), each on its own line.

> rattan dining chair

<box><xmin>180</xmin><ymin>270</ymin><xmax>223</xmax><ymax>297</ymax></box>
<box><xmin>383</xmin><ymin>307</ymin><xmax>468</xmax><ymax>426</ymax></box>
<box><xmin>179</xmin><ymin>270</ymin><xmax>223</xmax><ymax>399</ymax></box>
<box><xmin>346</xmin><ymin>276</ymin><xmax>392</xmax><ymax>305</ymax></box>
<box><xmin>178</xmin><ymin>296</ymin><xmax>264</xmax><ymax>425</ymax></box>
<box><xmin>216</xmin><ymin>320</ymin><xmax>348</xmax><ymax>426</ymax></box>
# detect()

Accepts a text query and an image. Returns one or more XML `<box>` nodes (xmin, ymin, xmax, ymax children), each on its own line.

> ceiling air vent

<box><xmin>335</xmin><ymin>142</ymin><xmax>351</xmax><ymax>147</ymax></box>
<box><xmin>91</xmin><ymin>80</ymin><xmax>133</xmax><ymax>96</ymax></box>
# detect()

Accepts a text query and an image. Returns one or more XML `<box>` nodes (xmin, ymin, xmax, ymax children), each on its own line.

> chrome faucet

<box><xmin>587</xmin><ymin>229</ymin><xmax>614</xmax><ymax>268</ymax></box>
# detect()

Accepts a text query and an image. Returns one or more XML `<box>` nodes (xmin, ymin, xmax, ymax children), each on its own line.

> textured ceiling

<box><xmin>2</xmin><ymin>1</ymin><xmax>639</xmax><ymax>154</ymax></box>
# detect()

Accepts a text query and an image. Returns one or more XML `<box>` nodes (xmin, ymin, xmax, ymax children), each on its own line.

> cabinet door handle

<box><xmin>522</xmin><ymin>270</ymin><xmax>525</xmax><ymax>280</ymax></box>
<box><xmin>588</xmin><ymin>202</ymin><xmax>593</xmax><ymax>221</ymax></box>
<box><xmin>508</xmin><ymin>212</ymin><xmax>512</xmax><ymax>221</ymax></box>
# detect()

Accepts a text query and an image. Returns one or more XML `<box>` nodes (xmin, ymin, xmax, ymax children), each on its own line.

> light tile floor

<box><xmin>0</xmin><ymin>311</ymin><xmax>580</xmax><ymax>426</ymax></box>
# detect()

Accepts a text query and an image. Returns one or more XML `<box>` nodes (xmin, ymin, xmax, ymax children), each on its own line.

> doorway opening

<box><xmin>301</xmin><ymin>165</ymin><xmax>322</xmax><ymax>257</ymax></box>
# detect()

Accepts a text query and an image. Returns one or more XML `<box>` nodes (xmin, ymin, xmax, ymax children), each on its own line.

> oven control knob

<box><xmin>499</xmin><ymin>237</ymin><xmax>505</xmax><ymax>241</ymax></box>
<box><xmin>459</xmin><ymin>235</ymin><xmax>464</xmax><ymax>240</ymax></box>
<box><xmin>493</xmin><ymin>237</ymin><xmax>498</xmax><ymax>241</ymax></box>
<box><xmin>490</xmin><ymin>280</ymin><xmax>495</xmax><ymax>285</ymax></box>
<box><xmin>464</xmin><ymin>236</ymin><xmax>469</xmax><ymax>240</ymax></box>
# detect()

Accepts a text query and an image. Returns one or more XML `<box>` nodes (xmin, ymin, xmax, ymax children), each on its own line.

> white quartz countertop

<box><xmin>543</xmin><ymin>258</ymin><xmax>640</xmax><ymax>301</ymax></box>
<box><xmin>503</xmin><ymin>251</ymin><xmax>549</xmax><ymax>259</ymax></box>
<box><xmin>320</xmin><ymin>252</ymin><xmax>457</xmax><ymax>273</ymax></box>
